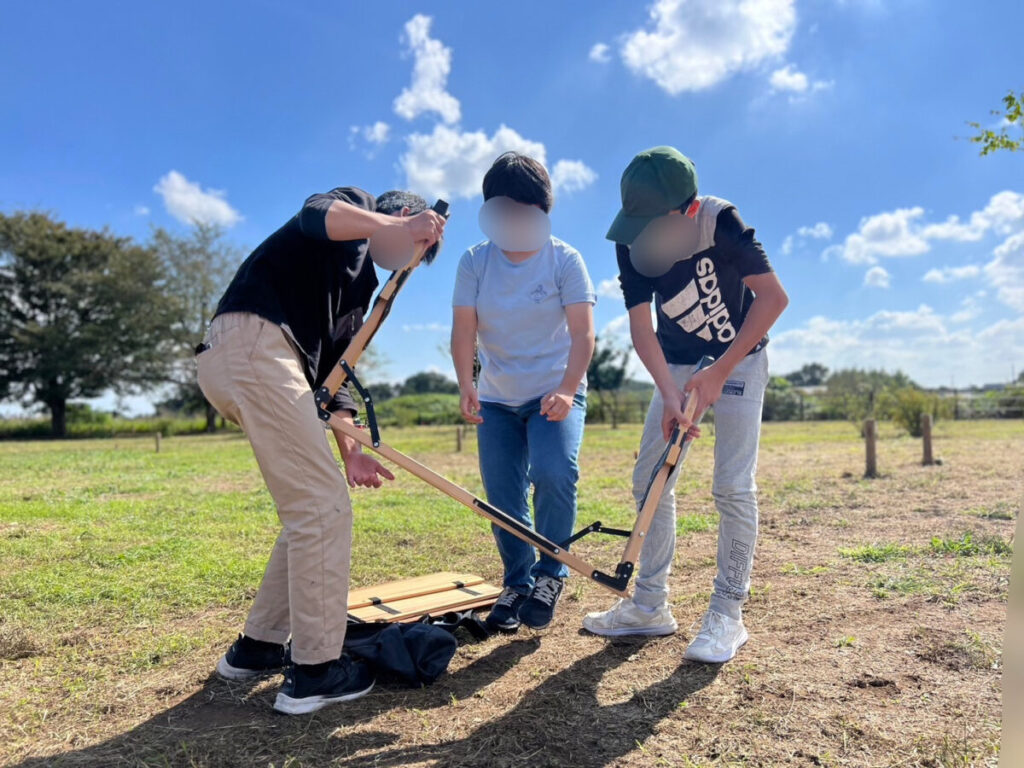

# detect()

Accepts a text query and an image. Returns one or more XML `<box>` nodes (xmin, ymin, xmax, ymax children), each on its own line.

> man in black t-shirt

<box><xmin>583</xmin><ymin>147</ymin><xmax>788</xmax><ymax>664</ymax></box>
<box><xmin>196</xmin><ymin>188</ymin><xmax>444</xmax><ymax>714</ymax></box>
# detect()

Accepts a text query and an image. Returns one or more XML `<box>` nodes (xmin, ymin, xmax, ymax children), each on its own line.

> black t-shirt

<box><xmin>617</xmin><ymin>197</ymin><xmax>773</xmax><ymax>365</ymax></box>
<box><xmin>214</xmin><ymin>187</ymin><xmax>379</xmax><ymax>414</ymax></box>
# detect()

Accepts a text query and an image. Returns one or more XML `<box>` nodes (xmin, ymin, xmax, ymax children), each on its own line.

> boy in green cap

<box><xmin>583</xmin><ymin>146</ymin><xmax>788</xmax><ymax>663</ymax></box>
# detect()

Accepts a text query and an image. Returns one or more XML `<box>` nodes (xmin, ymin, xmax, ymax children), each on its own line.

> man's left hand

<box><xmin>345</xmin><ymin>452</ymin><xmax>396</xmax><ymax>489</ymax></box>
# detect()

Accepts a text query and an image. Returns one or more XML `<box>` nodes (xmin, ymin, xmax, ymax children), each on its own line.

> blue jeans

<box><xmin>477</xmin><ymin>393</ymin><xmax>587</xmax><ymax>593</ymax></box>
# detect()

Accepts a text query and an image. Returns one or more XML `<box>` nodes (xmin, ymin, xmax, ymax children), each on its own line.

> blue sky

<box><xmin>2</xmin><ymin>1</ymin><xmax>1023</xmax><ymax>414</ymax></box>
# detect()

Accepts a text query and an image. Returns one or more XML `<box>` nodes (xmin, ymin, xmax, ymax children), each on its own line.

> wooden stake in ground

<box><xmin>921</xmin><ymin>413</ymin><xmax>935</xmax><ymax>466</ymax></box>
<box><xmin>864</xmin><ymin>418</ymin><xmax>878</xmax><ymax>478</ymax></box>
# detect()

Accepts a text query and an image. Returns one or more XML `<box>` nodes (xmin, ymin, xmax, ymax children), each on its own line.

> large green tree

<box><xmin>399</xmin><ymin>370</ymin><xmax>459</xmax><ymax>395</ymax></box>
<box><xmin>784</xmin><ymin>362</ymin><xmax>829</xmax><ymax>387</ymax></box>
<box><xmin>152</xmin><ymin>223</ymin><xmax>239</xmax><ymax>431</ymax></box>
<box><xmin>0</xmin><ymin>212</ymin><xmax>176</xmax><ymax>436</ymax></box>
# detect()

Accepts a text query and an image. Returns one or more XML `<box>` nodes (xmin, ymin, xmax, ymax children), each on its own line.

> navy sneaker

<box><xmin>216</xmin><ymin>634</ymin><xmax>290</xmax><ymax>681</ymax></box>
<box><xmin>274</xmin><ymin>655</ymin><xmax>375</xmax><ymax>715</ymax></box>
<box><xmin>486</xmin><ymin>587</ymin><xmax>527</xmax><ymax>633</ymax></box>
<box><xmin>518</xmin><ymin>576</ymin><xmax>564</xmax><ymax>630</ymax></box>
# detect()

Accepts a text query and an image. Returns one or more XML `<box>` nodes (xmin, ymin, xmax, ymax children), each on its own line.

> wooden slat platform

<box><xmin>347</xmin><ymin>573</ymin><xmax>500</xmax><ymax>623</ymax></box>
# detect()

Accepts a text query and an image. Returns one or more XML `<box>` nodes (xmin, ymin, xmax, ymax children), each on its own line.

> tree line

<box><xmin>3</xmin><ymin>212</ymin><xmax>1021</xmax><ymax>438</ymax></box>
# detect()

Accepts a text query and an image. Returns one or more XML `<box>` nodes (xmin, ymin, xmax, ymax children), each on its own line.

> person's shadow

<box><xmin>9</xmin><ymin>638</ymin><xmax>540</xmax><ymax>767</ymax></box>
<box><xmin>333</xmin><ymin>641</ymin><xmax>720</xmax><ymax>768</ymax></box>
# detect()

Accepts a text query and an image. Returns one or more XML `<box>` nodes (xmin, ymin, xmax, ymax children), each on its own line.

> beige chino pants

<box><xmin>196</xmin><ymin>312</ymin><xmax>351</xmax><ymax>664</ymax></box>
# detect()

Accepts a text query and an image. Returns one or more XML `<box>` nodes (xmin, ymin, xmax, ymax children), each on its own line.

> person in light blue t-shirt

<box><xmin>451</xmin><ymin>152</ymin><xmax>596</xmax><ymax>633</ymax></box>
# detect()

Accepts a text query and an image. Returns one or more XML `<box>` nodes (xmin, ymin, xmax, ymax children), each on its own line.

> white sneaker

<box><xmin>683</xmin><ymin>610</ymin><xmax>748</xmax><ymax>663</ymax></box>
<box><xmin>582</xmin><ymin>598</ymin><xmax>678</xmax><ymax>637</ymax></box>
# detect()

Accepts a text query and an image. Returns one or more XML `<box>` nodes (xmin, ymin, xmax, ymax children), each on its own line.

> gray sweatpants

<box><xmin>631</xmin><ymin>349</ymin><xmax>769</xmax><ymax>620</ymax></box>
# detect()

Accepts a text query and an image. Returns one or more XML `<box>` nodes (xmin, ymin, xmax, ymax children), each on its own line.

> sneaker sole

<box><xmin>216</xmin><ymin>655</ymin><xmax>283</xmax><ymax>681</ymax></box>
<box><xmin>519</xmin><ymin>617</ymin><xmax>553</xmax><ymax>630</ymax></box>
<box><xmin>582</xmin><ymin>621</ymin><xmax>678</xmax><ymax>638</ymax></box>
<box><xmin>485</xmin><ymin>618</ymin><xmax>521</xmax><ymax>633</ymax></box>
<box><xmin>683</xmin><ymin>629</ymin><xmax>749</xmax><ymax>664</ymax></box>
<box><xmin>273</xmin><ymin>680</ymin><xmax>375</xmax><ymax>715</ymax></box>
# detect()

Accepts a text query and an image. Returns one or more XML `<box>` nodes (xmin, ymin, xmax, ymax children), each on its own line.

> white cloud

<box><xmin>827</xmin><ymin>207</ymin><xmax>929</xmax><ymax>265</ymax></box>
<box><xmin>799</xmin><ymin>222</ymin><xmax>833</xmax><ymax>239</ymax></box>
<box><xmin>153</xmin><ymin>171</ymin><xmax>241</xmax><ymax>228</ymax></box>
<box><xmin>919</xmin><ymin>215</ymin><xmax>987</xmax><ymax>242</ymax></box>
<box><xmin>551</xmin><ymin>159</ymin><xmax>598</xmax><ymax>195</ymax></box>
<box><xmin>389</xmin><ymin>15</ymin><xmax>598</xmax><ymax>206</ymax></box>
<box><xmin>348</xmin><ymin>121</ymin><xmax>391</xmax><ymax>158</ymax></box>
<box><xmin>950</xmin><ymin>293</ymin><xmax>983</xmax><ymax>324</ymax></box>
<box><xmin>769</xmin><ymin>64</ymin><xmax>808</xmax><ymax>93</ymax></box>
<box><xmin>920</xmin><ymin>192</ymin><xmax>1024</xmax><ymax>242</ymax></box>
<box><xmin>781</xmin><ymin>221</ymin><xmax>833</xmax><ymax>255</ymax></box>
<box><xmin>826</xmin><ymin>191</ymin><xmax>1024</xmax><ymax>312</ymax></box>
<box><xmin>589</xmin><ymin>43</ymin><xmax>611</xmax><ymax>63</ymax></box>
<box><xmin>363</xmin><ymin>121</ymin><xmax>391</xmax><ymax>145</ymax></box>
<box><xmin>133</xmin><ymin>205</ymin><xmax>150</xmax><ymax>216</ymax></box>
<box><xmin>769</xmin><ymin>67</ymin><xmax>834</xmax><ymax>100</ymax></box>
<box><xmin>985</xmin><ymin>230</ymin><xmax>1024</xmax><ymax>312</ymax></box>
<box><xmin>393</xmin><ymin>15</ymin><xmax>461</xmax><ymax>125</ymax></box>
<box><xmin>863</xmin><ymin>265</ymin><xmax>890</xmax><ymax>288</ymax></box>
<box><xmin>921</xmin><ymin>265</ymin><xmax>981</xmax><ymax>284</ymax></box>
<box><xmin>771</xmin><ymin>306</ymin><xmax>1024</xmax><ymax>387</ymax></box>
<box><xmin>400</xmin><ymin>124</ymin><xmax>547</xmax><ymax>201</ymax></box>
<box><xmin>621</xmin><ymin>0</ymin><xmax>796</xmax><ymax>95</ymax></box>
<box><xmin>402</xmin><ymin>322</ymin><xmax>451</xmax><ymax>333</ymax></box>
<box><xmin>977</xmin><ymin>190</ymin><xmax>1024</xmax><ymax>234</ymax></box>
<box><xmin>597</xmin><ymin>278</ymin><xmax>623</xmax><ymax>299</ymax></box>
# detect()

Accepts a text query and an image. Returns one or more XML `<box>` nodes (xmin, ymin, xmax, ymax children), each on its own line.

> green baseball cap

<box><xmin>605</xmin><ymin>146</ymin><xmax>698</xmax><ymax>245</ymax></box>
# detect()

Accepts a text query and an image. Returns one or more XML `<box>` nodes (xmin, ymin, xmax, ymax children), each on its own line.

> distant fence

<box><xmin>585</xmin><ymin>388</ymin><xmax>1024</xmax><ymax>425</ymax></box>
<box><xmin>3</xmin><ymin>388</ymin><xmax>1020</xmax><ymax>440</ymax></box>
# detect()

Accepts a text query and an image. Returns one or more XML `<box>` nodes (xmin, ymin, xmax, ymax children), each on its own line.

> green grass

<box><xmin>962</xmin><ymin>501</ymin><xmax>1017</xmax><ymax>520</ymax></box>
<box><xmin>929</xmin><ymin>531</ymin><xmax>1014</xmax><ymax>557</ymax></box>
<box><xmin>0</xmin><ymin>420</ymin><xmax>1016</xmax><ymax>766</ymax></box>
<box><xmin>838</xmin><ymin>542</ymin><xmax>913</xmax><ymax>562</ymax></box>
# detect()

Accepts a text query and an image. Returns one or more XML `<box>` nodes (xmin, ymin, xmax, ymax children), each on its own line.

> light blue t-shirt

<box><xmin>452</xmin><ymin>237</ymin><xmax>596</xmax><ymax>406</ymax></box>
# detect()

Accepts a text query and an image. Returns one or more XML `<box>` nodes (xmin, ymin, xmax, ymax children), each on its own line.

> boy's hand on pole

<box><xmin>683</xmin><ymin>365</ymin><xmax>727</xmax><ymax>416</ymax></box>
<box><xmin>460</xmin><ymin>386</ymin><xmax>483</xmax><ymax>424</ymax></box>
<box><xmin>540</xmin><ymin>389</ymin><xmax>574</xmax><ymax>422</ymax></box>
<box><xmin>660</xmin><ymin>386</ymin><xmax>691</xmax><ymax>441</ymax></box>
<box><xmin>345</xmin><ymin>452</ymin><xmax>396</xmax><ymax>489</ymax></box>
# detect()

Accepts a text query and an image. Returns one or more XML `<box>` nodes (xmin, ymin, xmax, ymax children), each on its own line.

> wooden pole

<box><xmin>864</xmin><ymin>418</ymin><xmax>877</xmax><ymax>478</ymax></box>
<box><xmin>326</xmin><ymin>411</ymin><xmax>629</xmax><ymax>597</ymax></box>
<box><xmin>921</xmin><ymin>413</ymin><xmax>934</xmax><ymax>466</ymax></box>
<box><xmin>155</xmin><ymin>432</ymin><xmax>161</xmax><ymax>454</ymax></box>
<box><xmin>455</xmin><ymin>425</ymin><xmax>463</xmax><ymax>452</ymax></box>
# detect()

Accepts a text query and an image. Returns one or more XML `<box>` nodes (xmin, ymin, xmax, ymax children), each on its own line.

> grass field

<box><xmin>0</xmin><ymin>420</ymin><xmax>1019</xmax><ymax>767</ymax></box>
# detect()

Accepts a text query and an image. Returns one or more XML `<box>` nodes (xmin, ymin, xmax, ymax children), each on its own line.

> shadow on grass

<box><xmin>11</xmin><ymin>639</ymin><xmax>718</xmax><ymax>767</ymax></box>
<box><xmin>10</xmin><ymin>639</ymin><xmax>540</xmax><ymax>768</ymax></box>
<box><xmin>334</xmin><ymin>641</ymin><xmax>719</xmax><ymax>768</ymax></box>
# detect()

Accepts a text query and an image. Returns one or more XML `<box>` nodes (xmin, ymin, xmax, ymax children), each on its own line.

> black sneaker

<box><xmin>518</xmin><ymin>576</ymin><xmax>564</xmax><ymax>630</ymax></box>
<box><xmin>485</xmin><ymin>587</ymin><xmax>527</xmax><ymax>633</ymax></box>
<box><xmin>274</xmin><ymin>655</ymin><xmax>375</xmax><ymax>715</ymax></box>
<box><xmin>216</xmin><ymin>634</ymin><xmax>290</xmax><ymax>681</ymax></box>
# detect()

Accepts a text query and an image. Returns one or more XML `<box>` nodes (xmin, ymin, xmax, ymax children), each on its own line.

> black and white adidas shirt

<box><xmin>616</xmin><ymin>196</ymin><xmax>773</xmax><ymax>366</ymax></box>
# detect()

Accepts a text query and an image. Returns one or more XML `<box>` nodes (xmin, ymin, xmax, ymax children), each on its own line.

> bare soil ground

<box><xmin>1</xmin><ymin>423</ymin><xmax>1018</xmax><ymax>767</ymax></box>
